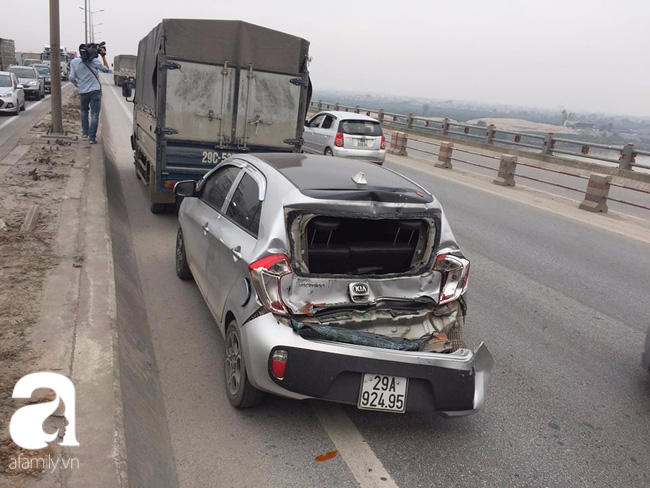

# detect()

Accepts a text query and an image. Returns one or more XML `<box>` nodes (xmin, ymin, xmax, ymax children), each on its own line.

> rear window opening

<box><xmin>302</xmin><ymin>217</ymin><xmax>430</xmax><ymax>275</ymax></box>
<box><xmin>338</xmin><ymin>120</ymin><xmax>382</xmax><ymax>137</ymax></box>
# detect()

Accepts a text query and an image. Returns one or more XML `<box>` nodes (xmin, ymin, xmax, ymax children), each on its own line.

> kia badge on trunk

<box><xmin>349</xmin><ymin>282</ymin><xmax>370</xmax><ymax>303</ymax></box>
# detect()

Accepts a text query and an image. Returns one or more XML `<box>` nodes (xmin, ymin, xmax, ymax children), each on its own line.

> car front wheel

<box><xmin>225</xmin><ymin>320</ymin><xmax>264</xmax><ymax>408</ymax></box>
<box><xmin>175</xmin><ymin>228</ymin><xmax>193</xmax><ymax>280</ymax></box>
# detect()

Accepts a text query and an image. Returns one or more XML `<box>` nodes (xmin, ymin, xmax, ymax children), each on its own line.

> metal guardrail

<box><xmin>310</xmin><ymin>100</ymin><xmax>650</xmax><ymax>171</ymax></box>
<box><xmin>380</xmin><ymin>132</ymin><xmax>650</xmax><ymax>214</ymax></box>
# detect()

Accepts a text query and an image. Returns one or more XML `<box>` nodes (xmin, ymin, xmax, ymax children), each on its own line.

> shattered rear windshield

<box><xmin>339</xmin><ymin>120</ymin><xmax>382</xmax><ymax>136</ymax></box>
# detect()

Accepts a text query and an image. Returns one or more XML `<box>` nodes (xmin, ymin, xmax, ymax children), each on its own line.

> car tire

<box><xmin>225</xmin><ymin>320</ymin><xmax>264</xmax><ymax>409</ymax></box>
<box><xmin>324</xmin><ymin>147</ymin><xmax>333</xmax><ymax>156</ymax></box>
<box><xmin>21</xmin><ymin>100</ymin><xmax>25</xmax><ymax>111</ymax></box>
<box><xmin>13</xmin><ymin>103</ymin><xmax>20</xmax><ymax>116</ymax></box>
<box><xmin>175</xmin><ymin>228</ymin><xmax>193</xmax><ymax>280</ymax></box>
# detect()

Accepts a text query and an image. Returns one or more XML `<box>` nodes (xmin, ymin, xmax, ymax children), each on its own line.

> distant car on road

<box><xmin>303</xmin><ymin>111</ymin><xmax>386</xmax><ymax>164</ymax></box>
<box><xmin>0</xmin><ymin>71</ymin><xmax>25</xmax><ymax>115</ymax></box>
<box><xmin>32</xmin><ymin>64</ymin><xmax>51</xmax><ymax>94</ymax></box>
<box><xmin>173</xmin><ymin>153</ymin><xmax>492</xmax><ymax>415</ymax></box>
<box><xmin>641</xmin><ymin>327</ymin><xmax>650</xmax><ymax>372</ymax></box>
<box><xmin>6</xmin><ymin>65</ymin><xmax>44</xmax><ymax>100</ymax></box>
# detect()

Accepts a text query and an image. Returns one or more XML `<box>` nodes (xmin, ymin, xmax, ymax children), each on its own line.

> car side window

<box><xmin>309</xmin><ymin>115</ymin><xmax>325</xmax><ymax>128</ymax></box>
<box><xmin>225</xmin><ymin>173</ymin><xmax>262</xmax><ymax>237</ymax></box>
<box><xmin>321</xmin><ymin>115</ymin><xmax>334</xmax><ymax>129</ymax></box>
<box><xmin>200</xmin><ymin>166</ymin><xmax>240</xmax><ymax>212</ymax></box>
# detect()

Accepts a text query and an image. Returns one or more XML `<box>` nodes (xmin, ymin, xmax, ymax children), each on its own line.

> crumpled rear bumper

<box><xmin>241</xmin><ymin>314</ymin><xmax>494</xmax><ymax>416</ymax></box>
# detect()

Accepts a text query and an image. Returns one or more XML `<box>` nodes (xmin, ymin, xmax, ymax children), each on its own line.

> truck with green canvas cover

<box><xmin>129</xmin><ymin>19</ymin><xmax>311</xmax><ymax>213</ymax></box>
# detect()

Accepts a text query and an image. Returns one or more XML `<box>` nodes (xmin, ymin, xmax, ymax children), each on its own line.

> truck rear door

<box><xmin>235</xmin><ymin>68</ymin><xmax>303</xmax><ymax>149</ymax></box>
<box><xmin>164</xmin><ymin>60</ymin><xmax>237</xmax><ymax>146</ymax></box>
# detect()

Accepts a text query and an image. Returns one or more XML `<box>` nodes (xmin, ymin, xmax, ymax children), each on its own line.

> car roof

<box><xmin>314</xmin><ymin>111</ymin><xmax>380</xmax><ymax>122</ymax></box>
<box><xmin>246</xmin><ymin>153</ymin><xmax>433</xmax><ymax>203</ymax></box>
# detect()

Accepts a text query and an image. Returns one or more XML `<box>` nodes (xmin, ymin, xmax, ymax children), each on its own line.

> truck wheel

<box><xmin>149</xmin><ymin>167</ymin><xmax>166</xmax><ymax>214</ymax></box>
<box><xmin>175</xmin><ymin>228</ymin><xmax>193</xmax><ymax>280</ymax></box>
<box><xmin>150</xmin><ymin>202</ymin><xmax>166</xmax><ymax>214</ymax></box>
<box><xmin>225</xmin><ymin>320</ymin><xmax>264</xmax><ymax>408</ymax></box>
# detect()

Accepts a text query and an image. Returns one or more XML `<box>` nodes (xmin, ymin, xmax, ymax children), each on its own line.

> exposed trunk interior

<box><xmin>304</xmin><ymin>217</ymin><xmax>428</xmax><ymax>275</ymax></box>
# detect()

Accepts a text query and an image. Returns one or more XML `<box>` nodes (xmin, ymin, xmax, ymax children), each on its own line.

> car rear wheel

<box><xmin>225</xmin><ymin>320</ymin><xmax>264</xmax><ymax>408</ymax></box>
<box><xmin>175</xmin><ymin>228</ymin><xmax>193</xmax><ymax>280</ymax></box>
<box><xmin>324</xmin><ymin>147</ymin><xmax>333</xmax><ymax>156</ymax></box>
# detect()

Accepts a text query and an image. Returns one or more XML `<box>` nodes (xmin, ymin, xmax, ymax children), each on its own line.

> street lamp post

<box><xmin>79</xmin><ymin>4</ymin><xmax>104</xmax><ymax>44</ymax></box>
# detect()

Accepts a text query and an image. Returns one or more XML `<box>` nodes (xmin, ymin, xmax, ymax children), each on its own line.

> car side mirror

<box><xmin>121</xmin><ymin>83</ymin><xmax>133</xmax><ymax>101</ymax></box>
<box><xmin>174</xmin><ymin>180</ymin><xmax>197</xmax><ymax>198</ymax></box>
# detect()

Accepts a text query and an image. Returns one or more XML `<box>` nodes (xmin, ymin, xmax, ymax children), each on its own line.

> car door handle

<box><xmin>202</xmin><ymin>222</ymin><xmax>209</xmax><ymax>235</ymax></box>
<box><xmin>231</xmin><ymin>246</ymin><xmax>243</xmax><ymax>260</ymax></box>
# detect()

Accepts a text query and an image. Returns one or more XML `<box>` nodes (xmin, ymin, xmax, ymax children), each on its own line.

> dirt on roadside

<box><xmin>0</xmin><ymin>92</ymin><xmax>87</xmax><ymax>481</ymax></box>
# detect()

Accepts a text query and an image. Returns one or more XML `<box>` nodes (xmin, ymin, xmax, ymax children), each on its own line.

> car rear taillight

<box><xmin>433</xmin><ymin>253</ymin><xmax>470</xmax><ymax>305</ymax></box>
<box><xmin>380</xmin><ymin>135</ymin><xmax>386</xmax><ymax>150</ymax></box>
<box><xmin>334</xmin><ymin>132</ymin><xmax>344</xmax><ymax>147</ymax></box>
<box><xmin>271</xmin><ymin>349</ymin><xmax>288</xmax><ymax>380</ymax></box>
<box><xmin>249</xmin><ymin>254</ymin><xmax>292</xmax><ymax>315</ymax></box>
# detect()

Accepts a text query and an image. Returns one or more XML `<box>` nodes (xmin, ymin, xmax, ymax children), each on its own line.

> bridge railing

<box><xmin>380</xmin><ymin>131</ymin><xmax>650</xmax><ymax>215</ymax></box>
<box><xmin>309</xmin><ymin>100</ymin><xmax>649</xmax><ymax>172</ymax></box>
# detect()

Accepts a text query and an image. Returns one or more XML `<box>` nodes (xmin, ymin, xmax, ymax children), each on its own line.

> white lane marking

<box><xmin>312</xmin><ymin>402</ymin><xmax>399</xmax><ymax>488</ymax></box>
<box><xmin>106</xmin><ymin>81</ymin><xmax>134</xmax><ymax>122</ymax></box>
<box><xmin>0</xmin><ymin>96</ymin><xmax>48</xmax><ymax>130</ymax></box>
<box><xmin>25</xmin><ymin>97</ymin><xmax>48</xmax><ymax>112</ymax></box>
<box><xmin>0</xmin><ymin>83</ymin><xmax>72</xmax><ymax>132</ymax></box>
<box><xmin>0</xmin><ymin>115</ymin><xmax>18</xmax><ymax>131</ymax></box>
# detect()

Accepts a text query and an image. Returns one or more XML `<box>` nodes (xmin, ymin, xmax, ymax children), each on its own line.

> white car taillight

<box><xmin>249</xmin><ymin>254</ymin><xmax>292</xmax><ymax>315</ymax></box>
<box><xmin>433</xmin><ymin>254</ymin><xmax>470</xmax><ymax>305</ymax></box>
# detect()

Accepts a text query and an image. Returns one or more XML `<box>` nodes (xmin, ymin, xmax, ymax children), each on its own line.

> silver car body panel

<box><xmin>240</xmin><ymin>312</ymin><xmax>493</xmax><ymax>408</ymax></box>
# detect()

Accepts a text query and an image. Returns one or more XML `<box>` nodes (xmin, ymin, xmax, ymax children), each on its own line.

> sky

<box><xmin>2</xmin><ymin>0</ymin><xmax>649</xmax><ymax>117</ymax></box>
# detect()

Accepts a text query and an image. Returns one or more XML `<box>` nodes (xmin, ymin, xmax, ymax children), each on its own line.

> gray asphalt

<box><xmin>102</xmin><ymin>81</ymin><xmax>650</xmax><ymax>488</ymax></box>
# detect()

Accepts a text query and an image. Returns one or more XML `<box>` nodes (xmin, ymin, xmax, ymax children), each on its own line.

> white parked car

<box><xmin>0</xmin><ymin>71</ymin><xmax>25</xmax><ymax>115</ymax></box>
<box><xmin>303</xmin><ymin>111</ymin><xmax>386</xmax><ymax>164</ymax></box>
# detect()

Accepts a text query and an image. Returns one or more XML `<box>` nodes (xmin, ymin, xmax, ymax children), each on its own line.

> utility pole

<box><xmin>49</xmin><ymin>0</ymin><xmax>63</xmax><ymax>135</ymax></box>
<box><xmin>84</xmin><ymin>0</ymin><xmax>88</xmax><ymax>43</ymax></box>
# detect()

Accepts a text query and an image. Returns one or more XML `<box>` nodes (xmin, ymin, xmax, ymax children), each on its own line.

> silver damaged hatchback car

<box><xmin>174</xmin><ymin>153</ymin><xmax>493</xmax><ymax>415</ymax></box>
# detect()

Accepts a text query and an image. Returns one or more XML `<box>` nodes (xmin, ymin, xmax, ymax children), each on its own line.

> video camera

<box><xmin>80</xmin><ymin>41</ymin><xmax>106</xmax><ymax>62</ymax></box>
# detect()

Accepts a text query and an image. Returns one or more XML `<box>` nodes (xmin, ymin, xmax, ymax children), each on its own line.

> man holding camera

<box><xmin>69</xmin><ymin>43</ymin><xmax>111</xmax><ymax>144</ymax></box>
